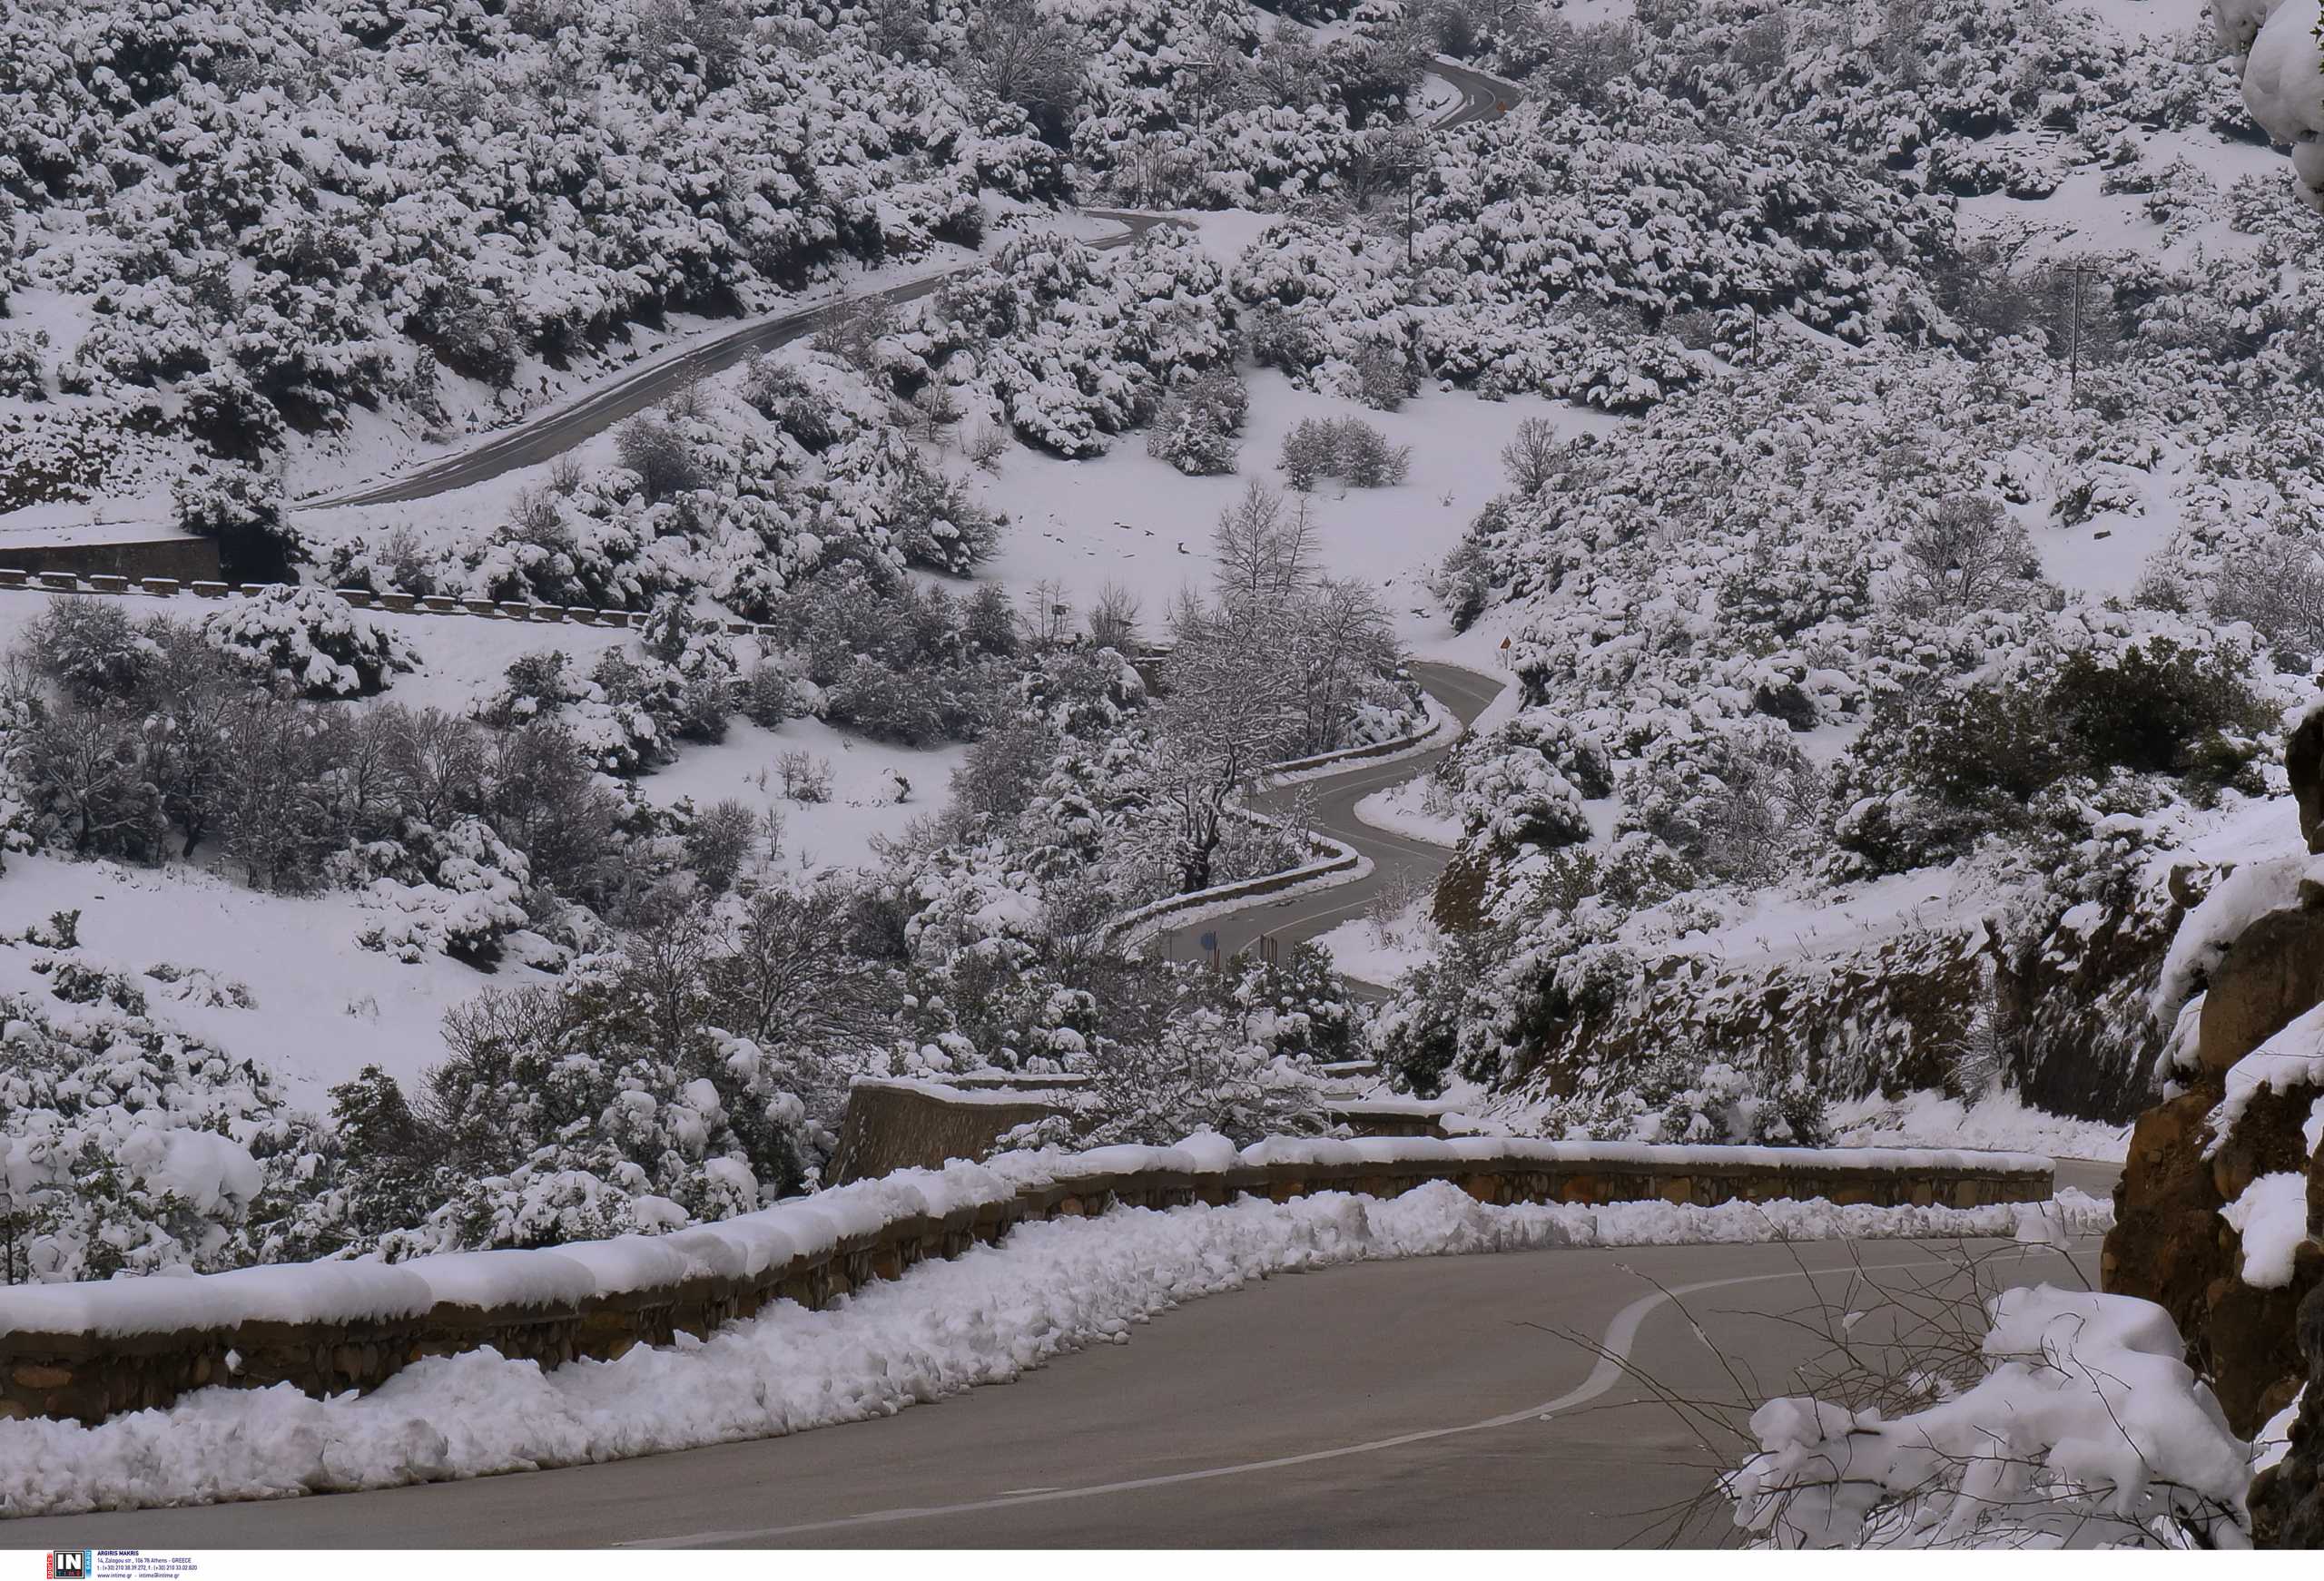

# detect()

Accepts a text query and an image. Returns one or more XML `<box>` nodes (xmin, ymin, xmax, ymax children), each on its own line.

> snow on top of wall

<box><xmin>1234</xmin><ymin>1135</ymin><xmax>2055</xmax><ymax>1174</ymax></box>
<box><xmin>2222</xmin><ymin>1170</ymin><xmax>2313</xmax><ymax>1287</ymax></box>
<box><xmin>0</xmin><ymin>1263</ymin><xmax>440</xmax><ymax>1339</ymax></box>
<box><xmin>0</xmin><ymin>1136</ymin><xmax>2054</xmax><ymax>1340</ymax></box>
<box><xmin>847</xmin><ymin>1075</ymin><xmax>1076</xmax><ymax>1105</ymax></box>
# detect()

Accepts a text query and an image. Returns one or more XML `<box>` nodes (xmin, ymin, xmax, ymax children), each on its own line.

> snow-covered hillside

<box><xmin>0</xmin><ymin>0</ymin><xmax>2319</xmax><ymax>1326</ymax></box>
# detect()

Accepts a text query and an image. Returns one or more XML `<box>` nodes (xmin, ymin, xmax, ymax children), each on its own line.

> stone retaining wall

<box><xmin>1102</xmin><ymin>820</ymin><xmax>1360</xmax><ymax>953</ymax></box>
<box><xmin>828</xmin><ymin>1079</ymin><xmax>1061</xmax><ymax>1185</ymax></box>
<box><xmin>0</xmin><ymin>1142</ymin><xmax>2052</xmax><ymax>1427</ymax></box>
<box><xmin>828</xmin><ymin>1078</ymin><xmax>1458</xmax><ymax>1183</ymax></box>
<box><xmin>0</xmin><ymin>536</ymin><xmax>222</xmax><ymax>583</ymax></box>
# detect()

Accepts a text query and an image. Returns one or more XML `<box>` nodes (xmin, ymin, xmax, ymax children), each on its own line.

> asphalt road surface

<box><xmin>6</xmin><ymin>1232</ymin><xmax>2099</xmax><ymax>1549</ymax></box>
<box><xmin>1430</xmin><ymin>54</ymin><xmax>1521</xmax><ymax>127</ymax></box>
<box><xmin>302</xmin><ymin>215</ymin><xmax>1172</xmax><ymax>510</ymax></box>
<box><xmin>1157</xmin><ymin>660</ymin><xmax>1504</xmax><ymax>987</ymax></box>
<box><xmin>300</xmin><ymin>61</ymin><xmax>1521</xmax><ymax>511</ymax></box>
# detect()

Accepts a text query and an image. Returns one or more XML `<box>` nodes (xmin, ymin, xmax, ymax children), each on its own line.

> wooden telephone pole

<box><xmin>2063</xmin><ymin>261</ymin><xmax>2102</xmax><ymax>407</ymax></box>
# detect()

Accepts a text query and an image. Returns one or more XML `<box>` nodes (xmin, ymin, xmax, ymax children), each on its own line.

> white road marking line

<box><xmin>619</xmin><ymin>1252</ymin><xmax>1965</xmax><ymax>1547</ymax></box>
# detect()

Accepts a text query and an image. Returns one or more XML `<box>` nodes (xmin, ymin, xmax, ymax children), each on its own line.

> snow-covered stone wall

<box><xmin>0</xmin><ymin>1137</ymin><xmax>2053</xmax><ymax>1426</ymax></box>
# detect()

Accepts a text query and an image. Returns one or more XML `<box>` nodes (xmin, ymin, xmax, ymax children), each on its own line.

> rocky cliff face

<box><xmin>2110</xmin><ymin>711</ymin><xmax>2324</xmax><ymax>1541</ymax></box>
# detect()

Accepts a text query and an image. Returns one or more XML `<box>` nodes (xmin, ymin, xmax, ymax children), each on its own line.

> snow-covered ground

<box><xmin>0</xmin><ymin>852</ymin><xmax>545</xmax><ymax>1106</ymax></box>
<box><xmin>971</xmin><ymin>362</ymin><xmax>1617</xmax><ymax>645</ymax></box>
<box><xmin>1353</xmin><ymin>776</ymin><xmax>1462</xmax><ymax>846</ymax></box>
<box><xmin>1313</xmin><ymin>897</ymin><xmax>1439</xmax><ymax>988</ymax></box>
<box><xmin>0</xmin><ymin>589</ymin><xmax>962</xmax><ymax>1102</ymax></box>
<box><xmin>0</xmin><ymin>1180</ymin><xmax>2112</xmax><ymax>1519</ymax></box>
<box><xmin>0</xmin><ymin>589</ymin><xmax>956</xmax><ymax>879</ymax></box>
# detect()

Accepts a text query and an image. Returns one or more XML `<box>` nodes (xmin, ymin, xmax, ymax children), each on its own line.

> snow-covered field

<box><xmin>969</xmin><ymin>364</ymin><xmax>1612</xmax><ymax>645</ymax></box>
<box><xmin>0</xmin><ymin>852</ymin><xmax>538</xmax><ymax>1105</ymax></box>
<box><xmin>0</xmin><ymin>588</ymin><xmax>960</xmax><ymax>1102</ymax></box>
<box><xmin>0</xmin><ymin>588</ymin><xmax>955</xmax><ymax>880</ymax></box>
<box><xmin>0</xmin><ymin>1180</ymin><xmax>2112</xmax><ymax>1519</ymax></box>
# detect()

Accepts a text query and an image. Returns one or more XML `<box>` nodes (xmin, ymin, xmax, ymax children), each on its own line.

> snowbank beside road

<box><xmin>0</xmin><ymin>1183</ymin><xmax>2109</xmax><ymax>1518</ymax></box>
<box><xmin>1353</xmin><ymin>776</ymin><xmax>1462</xmax><ymax>846</ymax></box>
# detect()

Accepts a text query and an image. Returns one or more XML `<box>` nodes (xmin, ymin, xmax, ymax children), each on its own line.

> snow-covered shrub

<box><xmin>339</xmin><ymin>816</ymin><xmax>533</xmax><ymax>965</ymax></box>
<box><xmin>1728</xmin><ymin>1287</ymin><xmax>2252</xmax><ymax>1548</ymax></box>
<box><xmin>2212</xmin><ymin>538</ymin><xmax>2324</xmax><ymax>666</ymax></box>
<box><xmin>1832</xmin><ymin>622</ymin><xmax>2270</xmax><ymax>875</ymax></box>
<box><xmin>739</xmin><ymin>662</ymin><xmax>800</xmax><ymax>728</ymax></box>
<box><xmin>171</xmin><ymin>463</ymin><xmax>293</xmax><ymax>579</ymax></box>
<box><xmin>925</xmin><ymin>229</ymin><xmax>1236</xmax><ymax>457</ymax></box>
<box><xmin>9</xmin><ymin>698</ymin><xmax>171</xmax><ymax>861</ymax></box>
<box><xmin>177</xmin><ymin>369</ymin><xmax>283</xmax><ymax>463</ymax></box>
<box><xmin>1279</xmin><ymin>416</ymin><xmax>1411</xmax><ymax>490</ymax></box>
<box><xmin>776</xmin><ymin>750</ymin><xmax>834</xmax><ymax>804</ymax></box>
<box><xmin>1620</xmin><ymin>721</ymin><xmax>1824</xmax><ymax>888</ymax></box>
<box><xmin>1146</xmin><ymin>368</ymin><xmax>1248</xmax><ymax>476</ymax></box>
<box><xmin>615</xmin><ymin>417</ymin><xmax>706</xmax><ymax>505</ymax></box>
<box><xmin>816</xmin><ymin>430</ymin><xmax>1000</xmax><ymax>574</ymax></box>
<box><xmin>1458</xmin><ymin>722</ymin><xmax>1596</xmax><ymax>857</ymax></box>
<box><xmin>1888</xmin><ymin>494</ymin><xmax>2043</xmax><ymax>617</ymax></box>
<box><xmin>319</xmin><ymin>889</ymin><xmax>891</xmax><ymax>1252</ymax></box>
<box><xmin>0</xmin><ymin>987</ymin><xmax>321</xmax><ymax>1283</ymax></box>
<box><xmin>202</xmin><ymin>588</ymin><xmax>416</xmax><ymax>700</ymax></box>
<box><xmin>339</xmin><ymin>978</ymin><xmax>822</xmax><ymax>1252</ymax></box>
<box><xmin>680</xmin><ymin>799</ymin><xmax>760</xmax><ymax>894</ymax></box>
<box><xmin>1071</xmin><ymin>1007</ymin><xmax>1331</xmax><ymax>1147</ymax></box>
<box><xmin>767</xmin><ymin>565</ymin><xmax>1009</xmax><ymax>746</ymax></box>
<box><xmin>1214</xmin><ymin>943</ymin><xmax>1360</xmax><ymax>1065</ymax></box>
<box><xmin>1559</xmin><ymin>1047</ymin><xmax>1829</xmax><ymax>1147</ymax></box>
<box><xmin>143</xmin><ymin>962</ymin><xmax>256</xmax><ymax>1010</ymax></box>
<box><xmin>0</xmin><ymin>329</ymin><xmax>48</xmax><ymax>401</ymax></box>
<box><xmin>20</xmin><ymin>597</ymin><xmax>158</xmax><ymax>703</ymax></box>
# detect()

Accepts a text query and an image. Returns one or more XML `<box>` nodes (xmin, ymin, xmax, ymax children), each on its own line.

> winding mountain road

<box><xmin>301</xmin><ymin>61</ymin><xmax>1520</xmax><ymax>511</ymax></box>
<box><xmin>0</xmin><ymin>56</ymin><xmax>2137</xmax><ymax>1556</ymax></box>
<box><xmin>5</xmin><ymin>1231</ymin><xmax>2102</xmax><ymax>1549</ymax></box>
<box><xmin>1157</xmin><ymin>660</ymin><xmax>1503</xmax><ymax>986</ymax></box>
<box><xmin>303</xmin><ymin>217</ymin><xmax>1175</xmax><ymax>510</ymax></box>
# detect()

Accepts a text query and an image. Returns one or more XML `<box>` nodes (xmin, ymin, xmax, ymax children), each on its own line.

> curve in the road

<box><xmin>301</xmin><ymin>61</ymin><xmax>1521</xmax><ymax>511</ymax></box>
<box><xmin>625</xmin><ymin>1257</ymin><xmax>1907</xmax><ymax>1547</ymax></box>
<box><xmin>305</xmin><ymin>220</ymin><xmax>1173</xmax><ymax>510</ymax></box>
<box><xmin>4</xmin><ymin>1234</ymin><xmax>2095</xmax><ymax>1548</ymax></box>
<box><xmin>1157</xmin><ymin>659</ymin><xmax>1503</xmax><ymax>988</ymax></box>
<box><xmin>1429</xmin><ymin>54</ymin><xmax>1520</xmax><ymax>128</ymax></box>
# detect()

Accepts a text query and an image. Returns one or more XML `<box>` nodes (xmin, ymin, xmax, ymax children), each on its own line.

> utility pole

<box><xmin>1405</xmin><ymin>166</ymin><xmax>1416</xmax><ymax>271</ymax></box>
<box><xmin>2063</xmin><ymin>261</ymin><xmax>2100</xmax><ymax>407</ymax></box>
<box><xmin>1400</xmin><ymin>134</ymin><xmax>1434</xmax><ymax>279</ymax></box>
